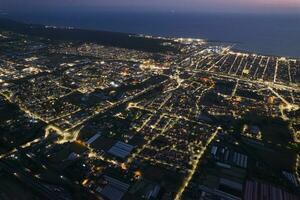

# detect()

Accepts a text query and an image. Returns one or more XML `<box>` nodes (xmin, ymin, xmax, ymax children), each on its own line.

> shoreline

<box><xmin>1</xmin><ymin>17</ymin><xmax>300</xmax><ymax>59</ymax></box>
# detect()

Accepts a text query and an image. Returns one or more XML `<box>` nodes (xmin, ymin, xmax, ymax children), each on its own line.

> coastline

<box><xmin>1</xmin><ymin>17</ymin><xmax>300</xmax><ymax>59</ymax></box>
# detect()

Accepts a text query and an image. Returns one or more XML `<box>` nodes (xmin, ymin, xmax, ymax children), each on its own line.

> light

<box><xmin>134</xmin><ymin>171</ymin><xmax>142</xmax><ymax>179</ymax></box>
<box><xmin>121</xmin><ymin>163</ymin><xmax>128</xmax><ymax>170</ymax></box>
<box><xmin>82</xmin><ymin>179</ymin><xmax>89</xmax><ymax>186</ymax></box>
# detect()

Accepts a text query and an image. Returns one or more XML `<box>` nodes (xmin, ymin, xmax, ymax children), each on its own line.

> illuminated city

<box><xmin>0</xmin><ymin>3</ymin><xmax>300</xmax><ymax>200</ymax></box>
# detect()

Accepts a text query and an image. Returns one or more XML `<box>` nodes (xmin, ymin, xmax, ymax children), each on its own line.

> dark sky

<box><xmin>1</xmin><ymin>0</ymin><xmax>300</xmax><ymax>13</ymax></box>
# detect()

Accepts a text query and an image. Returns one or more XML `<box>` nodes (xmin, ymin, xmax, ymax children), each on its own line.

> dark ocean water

<box><xmin>6</xmin><ymin>12</ymin><xmax>300</xmax><ymax>58</ymax></box>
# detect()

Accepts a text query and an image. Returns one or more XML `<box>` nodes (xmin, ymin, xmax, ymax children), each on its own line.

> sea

<box><xmin>5</xmin><ymin>11</ymin><xmax>300</xmax><ymax>58</ymax></box>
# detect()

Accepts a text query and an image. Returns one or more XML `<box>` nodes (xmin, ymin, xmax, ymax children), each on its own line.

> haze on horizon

<box><xmin>1</xmin><ymin>0</ymin><xmax>300</xmax><ymax>14</ymax></box>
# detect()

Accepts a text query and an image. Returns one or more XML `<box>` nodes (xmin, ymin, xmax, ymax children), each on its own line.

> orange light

<box><xmin>75</xmin><ymin>140</ymin><xmax>87</xmax><ymax>147</ymax></box>
<box><xmin>134</xmin><ymin>170</ymin><xmax>142</xmax><ymax>179</ymax></box>
<box><xmin>82</xmin><ymin>179</ymin><xmax>89</xmax><ymax>186</ymax></box>
<box><xmin>121</xmin><ymin>163</ymin><xmax>128</xmax><ymax>170</ymax></box>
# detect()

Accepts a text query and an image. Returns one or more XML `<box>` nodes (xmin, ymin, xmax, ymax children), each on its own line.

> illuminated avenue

<box><xmin>0</xmin><ymin>21</ymin><xmax>299</xmax><ymax>200</ymax></box>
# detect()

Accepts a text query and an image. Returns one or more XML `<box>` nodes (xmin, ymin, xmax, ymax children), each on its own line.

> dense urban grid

<box><xmin>0</xmin><ymin>20</ymin><xmax>299</xmax><ymax>200</ymax></box>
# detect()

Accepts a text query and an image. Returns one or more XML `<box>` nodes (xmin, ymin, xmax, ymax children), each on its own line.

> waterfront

<box><xmin>7</xmin><ymin>11</ymin><xmax>300</xmax><ymax>58</ymax></box>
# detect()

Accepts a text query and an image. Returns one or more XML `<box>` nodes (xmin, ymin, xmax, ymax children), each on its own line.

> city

<box><xmin>0</xmin><ymin>18</ymin><xmax>299</xmax><ymax>200</ymax></box>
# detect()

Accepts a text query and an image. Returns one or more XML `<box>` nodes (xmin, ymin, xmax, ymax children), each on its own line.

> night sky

<box><xmin>1</xmin><ymin>0</ymin><xmax>300</xmax><ymax>13</ymax></box>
